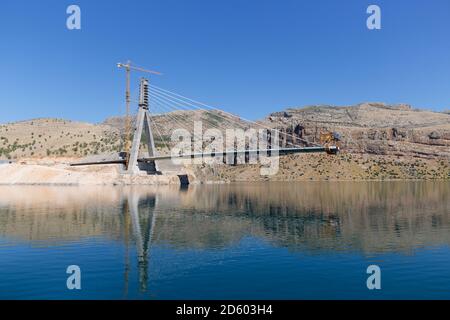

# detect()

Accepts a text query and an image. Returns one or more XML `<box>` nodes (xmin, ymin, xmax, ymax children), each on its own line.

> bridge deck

<box><xmin>70</xmin><ymin>146</ymin><xmax>338</xmax><ymax>167</ymax></box>
<box><xmin>140</xmin><ymin>146</ymin><xmax>338</xmax><ymax>161</ymax></box>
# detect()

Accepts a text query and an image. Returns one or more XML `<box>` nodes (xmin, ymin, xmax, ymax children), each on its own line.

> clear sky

<box><xmin>1</xmin><ymin>0</ymin><xmax>449</xmax><ymax>123</ymax></box>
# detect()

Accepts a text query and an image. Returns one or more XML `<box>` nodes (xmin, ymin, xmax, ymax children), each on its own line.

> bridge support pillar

<box><xmin>127</xmin><ymin>78</ymin><xmax>158</xmax><ymax>174</ymax></box>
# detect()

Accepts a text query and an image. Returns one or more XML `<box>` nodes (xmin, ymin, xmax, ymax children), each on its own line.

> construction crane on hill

<box><xmin>117</xmin><ymin>61</ymin><xmax>162</xmax><ymax>155</ymax></box>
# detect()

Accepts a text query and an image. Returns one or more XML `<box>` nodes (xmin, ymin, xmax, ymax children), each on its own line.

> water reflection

<box><xmin>126</xmin><ymin>190</ymin><xmax>156</xmax><ymax>293</ymax></box>
<box><xmin>0</xmin><ymin>182</ymin><xmax>449</xmax><ymax>297</ymax></box>
<box><xmin>1</xmin><ymin>182</ymin><xmax>449</xmax><ymax>252</ymax></box>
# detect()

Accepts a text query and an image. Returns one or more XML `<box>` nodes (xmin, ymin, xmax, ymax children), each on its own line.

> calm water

<box><xmin>0</xmin><ymin>182</ymin><xmax>449</xmax><ymax>300</ymax></box>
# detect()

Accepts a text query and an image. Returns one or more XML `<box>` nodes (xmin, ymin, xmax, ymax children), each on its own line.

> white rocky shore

<box><xmin>0</xmin><ymin>158</ymin><xmax>193</xmax><ymax>185</ymax></box>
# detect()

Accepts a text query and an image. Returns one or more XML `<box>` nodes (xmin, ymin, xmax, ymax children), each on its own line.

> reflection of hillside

<box><xmin>177</xmin><ymin>182</ymin><xmax>450</xmax><ymax>253</ymax></box>
<box><xmin>0</xmin><ymin>186</ymin><xmax>169</xmax><ymax>242</ymax></box>
<box><xmin>0</xmin><ymin>182</ymin><xmax>449</xmax><ymax>254</ymax></box>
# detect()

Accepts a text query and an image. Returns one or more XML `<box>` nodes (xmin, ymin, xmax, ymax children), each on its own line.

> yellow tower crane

<box><xmin>117</xmin><ymin>61</ymin><xmax>162</xmax><ymax>155</ymax></box>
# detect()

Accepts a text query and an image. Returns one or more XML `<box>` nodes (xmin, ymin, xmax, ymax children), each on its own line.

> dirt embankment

<box><xmin>0</xmin><ymin>158</ymin><xmax>188</xmax><ymax>185</ymax></box>
<box><xmin>194</xmin><ymin>152</ymin><xmax>449</xmax><ymax>182</ymax></box>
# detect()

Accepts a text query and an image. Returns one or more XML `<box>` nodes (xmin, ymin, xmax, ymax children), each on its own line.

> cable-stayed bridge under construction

<box><xmin>71</xmin><ymin>63</ymin><xmax>340</xmax><ymax>175</ymax></box>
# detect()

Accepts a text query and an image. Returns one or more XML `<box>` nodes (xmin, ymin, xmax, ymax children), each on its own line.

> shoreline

<box><xmin>0</xmin><ymin>162</ymin><xmax>448</xmax><ymax>186</ymax></box>
<box><xmin>0</xmin><ymin>163</ymin><xmax>188</xmax><ymax>186</ymax></box>
<box><xmin>0</xmin><ymin>154</ymin><xmax>448</xmax><ymax>185</ymax></box>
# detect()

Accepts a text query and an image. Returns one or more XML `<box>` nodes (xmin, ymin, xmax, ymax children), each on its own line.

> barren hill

<box><xmin>1</xmin><ymin>103</ymin><xmax>448</xmax><ymax>161</ymax></box>
<box><xmin>263</xmin><ymin>102</ymin><xmax>450</xmax><ymax>159</ymax></box>
<box><xmin>0</xmin><ymin>110</ymin><xmax>247</xmax><ymax>160</ymax></box>
<box><xmin>0</xmin><ymin>118</ymin><xmax>121</xmax><ymax>159</ymax></box>
<box><xmin>0</xmin><ymin>103</ymin><xmax>448</xmax><ymax>182</ymax></box>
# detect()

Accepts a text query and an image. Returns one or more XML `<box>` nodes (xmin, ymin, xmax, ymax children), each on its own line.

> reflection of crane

<box><xmin>117</xmin><ymin>61</ymin><xmax>162</xmax><ymax>155</ymax></box>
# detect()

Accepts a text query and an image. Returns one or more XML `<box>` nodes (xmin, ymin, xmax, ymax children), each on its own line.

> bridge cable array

<box><xmin>141</xmin><ymin>85</ymin><xmax>323</xmax><ymax>154</ymax></box>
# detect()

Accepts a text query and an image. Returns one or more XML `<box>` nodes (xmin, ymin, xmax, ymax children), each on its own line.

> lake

<box><xmin>0</xmin><ymin>181</ymin><xmax>449</xmax><ymax>299</ymax></box>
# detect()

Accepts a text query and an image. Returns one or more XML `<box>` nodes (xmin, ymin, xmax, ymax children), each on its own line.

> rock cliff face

<box><xmin>263</xmin><ymin>103</ymin><xmax>450</xmax><ymax>159</ymax></box>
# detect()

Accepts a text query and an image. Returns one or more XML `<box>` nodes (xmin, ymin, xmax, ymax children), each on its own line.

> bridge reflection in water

<box><xmin>0</xmin><ymin>182</ymin><xmax>449</xmax><ymax>298</ymax></box>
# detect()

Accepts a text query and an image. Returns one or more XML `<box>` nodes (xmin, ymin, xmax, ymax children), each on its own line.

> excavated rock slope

<box><xmin>263</xmin><ymin>103</ymin><xmax>450</xmax><ymax>159</ymax></box>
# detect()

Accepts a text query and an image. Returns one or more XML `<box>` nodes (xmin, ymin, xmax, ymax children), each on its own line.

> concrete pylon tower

<box><xmin>127</xmin><ymin>78</ymin><xmax>158</xmax><ymax>174</ymax></box>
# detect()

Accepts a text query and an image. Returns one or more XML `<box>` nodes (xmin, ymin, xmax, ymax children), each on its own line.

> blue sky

<box><xmin>0</xmin><ymin>0</ymin><xmax>449</xmax><ymax>123</ymax></box>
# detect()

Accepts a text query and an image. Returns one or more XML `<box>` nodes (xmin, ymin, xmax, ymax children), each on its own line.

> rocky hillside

<box><xmin>263</xmin><ymin>103</ymin><xmax>450</xmax><ymax>159</ymax></box>
<box><xmin>0</xmin><ymin>103</ymin><xmax>448</xmax><ymax>181</ymax></box>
